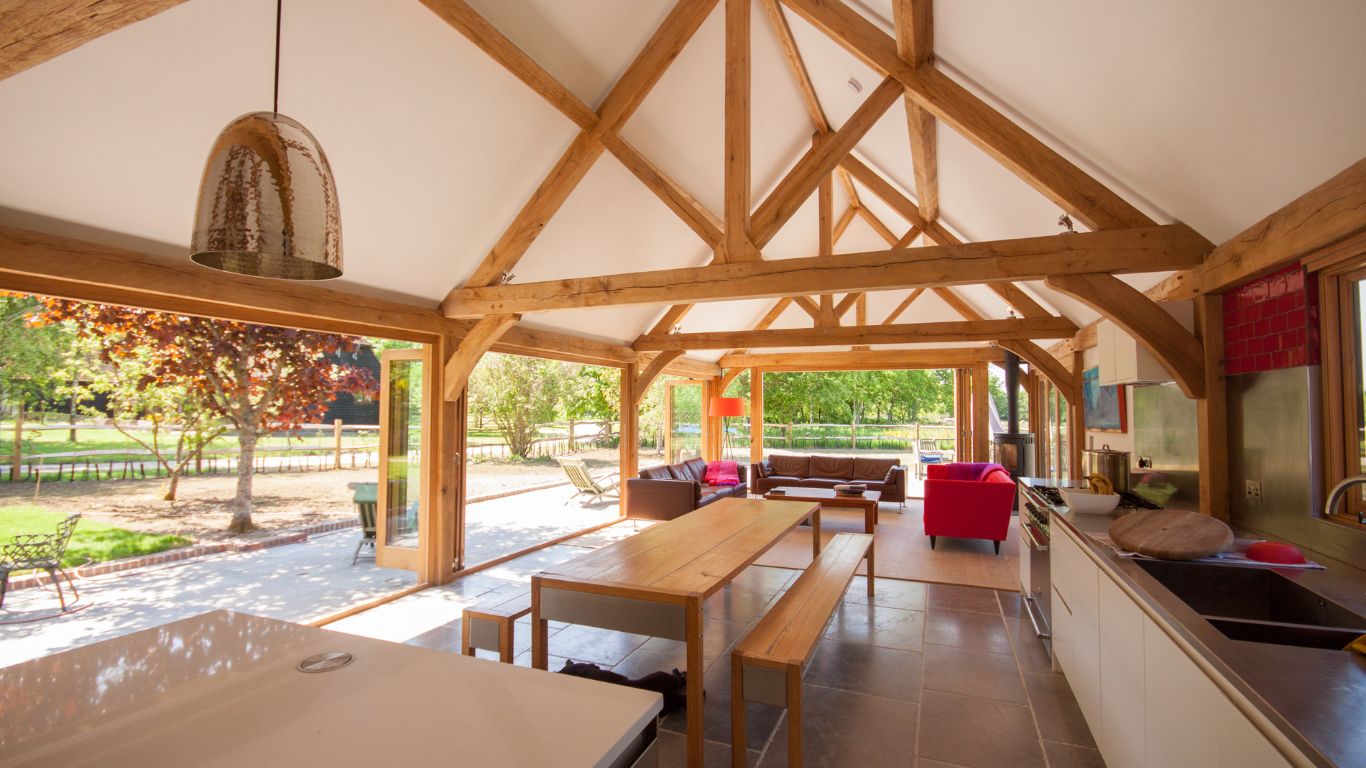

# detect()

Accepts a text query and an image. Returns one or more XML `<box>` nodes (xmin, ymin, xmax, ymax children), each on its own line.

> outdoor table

<box><xmin>530</xmin><ymin>497</ymin><xmax>821</xmax><ymax>768</ymax></box>
<box><xmin>0</xmin><ymin>610</ymin><xmax>660</xmax><ymax>768</ymax></box>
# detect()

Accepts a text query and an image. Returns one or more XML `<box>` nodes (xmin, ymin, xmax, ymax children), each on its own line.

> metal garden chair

<box><xmin>349</xmin><ymin>482</ymin><xmax>378</xmax><ymax>565</ymax></box>
<box><xmin>555</xmin><ymin>457</ymin><xmax>619</xmax><ymax>505</ymax></box>
<box><xmin>0</xmin><ymin>513</ymin><xmax>82</xmax><ymax>611</ymax></box>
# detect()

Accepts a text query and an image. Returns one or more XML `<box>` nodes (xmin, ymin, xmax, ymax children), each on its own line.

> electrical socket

<box><xmin>1245</xmin><ymin>480</ymin><xmax>1263</xmax><ymax>500</ymax></box>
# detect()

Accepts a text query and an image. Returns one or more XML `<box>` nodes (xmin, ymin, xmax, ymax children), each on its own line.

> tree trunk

<box><xmin>10</xmin><ymin>400</ymin><xmax>23</xmax><ymax>482</ymax></box>
<box><xmin>228</xmin><ymin>427</ymin><xmax>257</xmax><ymax>533</ymax></box>
<box><xmin>163</xmin><ymin>471</ymin><xmax>182</xmax><ymax>502</ymax></box>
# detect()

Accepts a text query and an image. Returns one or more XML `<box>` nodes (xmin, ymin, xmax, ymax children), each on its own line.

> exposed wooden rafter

<box><xmin>442</xmin><ymin>225</ymin><xmax>1209</xmax><ymax>316</ymax></box>
<box><xmin>0</xmin><ymin>0</ymin><xmax>189</xmax><ymax>82</ymax></box>
<box><xmin>892</xmin><ymin>0</ymin><xmax>938</xmax><ymax>223</ymax></box>
<box><xmin>723</xmin><ymin>0</ymin><xmax>759</xmax><ymax>262</ymax></box>
<box><xmin>633</xmin><ymin>351</ymin><xmax>685</xmax><ymax>403</ymax></box>
<box><xmin>430</xmin><ymin>0</ymin><xmax>718</xmax><ymax>292</ymax></box>
<box><xmin>444</xmin><ymin>314</ymin><xmax>520</xmax><ymax>400</ymax></box>
<box><xmin>750</xmin><ymin>77</ymin><xmax>902</xmax><ymax>246</ymax></box>
<box><xmin>1046</xmin><ymin>273</ymin><xmax>1205</xmax><ymax>398</ymax></box>
<box><xmin>780</xmin><ymin>0</ymin><xmax>1164</xmax><ymax>233</ymax></box>
<box><xmin>635</xmin><ymin>317</ymin><xmax>1076</xmax><ymax>351</ymax></box>
<box><xmin>719</xmin><ymin>348</ymin><xmax>1002</xmax><ymax>371</ymax></box>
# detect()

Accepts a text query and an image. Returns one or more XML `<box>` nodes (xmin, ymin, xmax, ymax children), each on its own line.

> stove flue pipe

<box><xmin>1003</xmin><ymin>348</ymin><xmax>1021</xmax><ymax>435</ymax></box>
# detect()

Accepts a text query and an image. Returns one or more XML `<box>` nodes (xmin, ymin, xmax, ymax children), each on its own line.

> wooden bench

<box><xmin>461</xmin><ymin>590</ymin><xmax>532</xmax><ymax>663</ymax></box>
<box><xmin>730</xmin><ymin>532</ymin><xmax>874</xmax><ymax>767</ymax></box>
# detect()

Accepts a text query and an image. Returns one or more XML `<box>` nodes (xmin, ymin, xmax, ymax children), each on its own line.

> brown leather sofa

<box><xmin>626</xmin><ymin>457</ymin><xmax>749</xmax><ymax>521</ymax></box>
<box><xmin>750</xmin><ymin>454</ymin><xmax>907</xmax><ymax>504</ymax></box>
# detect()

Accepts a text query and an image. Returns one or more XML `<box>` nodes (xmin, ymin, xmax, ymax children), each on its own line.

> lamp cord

<box><xmin>272</xmin><ymin>0</ymin><xmax>282</xmax><ymax>115</ymax></box>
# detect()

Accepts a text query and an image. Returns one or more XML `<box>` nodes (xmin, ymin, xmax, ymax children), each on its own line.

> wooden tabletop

<box><xmin>766</xmin><ymin>486</ymin><xmax>881</xmax><ymax>502</ymax></box>
<box><xmin>540</xmin><ymin>497</ymin><xmax>819</xmax><ymax>599</ymax></box>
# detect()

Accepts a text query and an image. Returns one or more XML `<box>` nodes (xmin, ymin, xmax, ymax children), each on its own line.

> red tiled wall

<box><xmin>1223</xmin><ymin>264</ymin><xmax>1320</xmax><ymax>375</ymax></box>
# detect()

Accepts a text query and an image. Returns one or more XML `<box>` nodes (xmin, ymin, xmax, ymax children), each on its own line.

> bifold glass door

<box><xmin>377</xmin><ymin>348</ymin><xmax>430</xmax><ymax>571</ymax></box>
<box><xmin>665</xmin><ymin>380</ymin><xmax>704</xmax><ymax>464</ymax></box>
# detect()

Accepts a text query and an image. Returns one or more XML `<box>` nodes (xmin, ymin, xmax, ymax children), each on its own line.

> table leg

<box><xmin>531</xmin><ymin>576</ymin><xmax>548</xmax><ymax>670</ymax></box>
<box><xmin>811</xmin><ymin>507</ymin><xmax>821</xmax><ymax>559</ymax></box>
<box><xmin>685</xmin><ymin>598</ymin><xmax>705</xmax><ymax>768</ymax></box>
<box><xmin>731</xmin><ymin>656</ymin><xmax>747</xmax><ymax>768</ymax></box>
<box><xmin>865</xmin><ymin>503</ymin><xmax>876</xmax><ymax>596</ymax></box>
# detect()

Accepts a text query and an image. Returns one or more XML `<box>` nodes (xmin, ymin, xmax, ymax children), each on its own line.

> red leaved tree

<box><xmin>34</xmin><ymin>300</ymin><xmax>377</xmax><ymax>533</ymax></box>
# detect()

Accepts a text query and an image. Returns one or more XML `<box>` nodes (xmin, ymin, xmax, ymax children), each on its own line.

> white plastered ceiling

<box><xmin>1</xmin><ymin>0</ymin><xmax>1364</xmax><ymax>358</ymax></box>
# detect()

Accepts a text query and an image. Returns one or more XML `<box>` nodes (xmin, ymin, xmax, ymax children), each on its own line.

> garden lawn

<box><xmin>0</xmin><ymin>505</ymin><xmax>189</xmax><ymax>568</ymax></box>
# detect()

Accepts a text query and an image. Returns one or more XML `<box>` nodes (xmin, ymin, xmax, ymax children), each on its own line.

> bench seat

<box><xmin>730</xmin><ymin>532</ymin><xmax>873</xmax><ymax>767</ymax></box>
<box><xmin>461</xmin><ymin>590</ymin><xmax>532</xmax><ymax>663</ymax></box>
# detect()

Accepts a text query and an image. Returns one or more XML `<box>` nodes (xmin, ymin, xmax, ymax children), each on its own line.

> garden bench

<box><xmin>730</xmin><ymin>532</ymin><xmax>873</xmax><ymax>767</ymax></box>
<box><xmin>461</xmin><ymin>590</ymin><xmax>533</xmax><ymax>663</ymax></box>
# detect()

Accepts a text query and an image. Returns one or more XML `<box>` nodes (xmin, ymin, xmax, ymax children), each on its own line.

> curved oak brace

<box><xmin>633</xmin><ymin>351</ymin><xmax>684</xmax><ymax>405</ymax></box>
<box><xmin>1045</xmin><ymin>273</ymin><xmax>1205</xmax><ymax>399</ymax></box>
<box><xmin>443</xmin><ymin>313</ymin><xmax>520</xmax><ymax>400</ymax></box>
<box><xmin>1000</xmin><ymin>341</ymin><xmax>1079</xmax><ymax>404</ymax></box>
<box><xmin>720</xmin><ymin>367</ymin><xmax>746</xmax><ymax>390</ymax></box>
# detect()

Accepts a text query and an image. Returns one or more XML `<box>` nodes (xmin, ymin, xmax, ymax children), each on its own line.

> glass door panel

<box><xmin>665</xmin><ymin>381</ymin><xmax>704</xmax><ymax>464</ymax></box>
<box><xmin>377</xmin><ymin>348</ymin><xmax>428</xmax><ymax>571</ymax></box>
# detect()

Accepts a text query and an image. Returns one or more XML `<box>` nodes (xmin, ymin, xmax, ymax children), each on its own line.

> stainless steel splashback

<box><xmin>1133</xmin><ymin>382</ymin><xmax>1200</xmax><ymax>510</ymax></box>
<box><xmin>1228</xmin><ymin>366</ymin><xmax>1366</xmax><ymax>567</ymax></box>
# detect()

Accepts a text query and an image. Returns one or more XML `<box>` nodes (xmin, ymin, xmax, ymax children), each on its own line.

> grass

<box><xmin>0</xmin><ymin>505</ymin><xmax>190</xmax><ymax>568</ymax></box>
<box><xmin>0</xmin><ymin>425</ymin><xmax>379</xmax><ymax>463</ymax></box>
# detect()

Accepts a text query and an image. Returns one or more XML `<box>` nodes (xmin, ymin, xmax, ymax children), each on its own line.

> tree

<box><xmin>34</xmin><ymin>300</ymin><xmax>376</xmax><ymax>532</ymax></box>
<box><xmin>0</xmin><ymin>293</ymin><xmax>72</xmax><ymax>479</ymax></box>
<box><xmin>60</xmin><ymin>334</ymin><xmax>224</xmax><ymax>501</ymax></box>
<box><xmin>468</xmin><ymin>353</ymin><xmax>564</xmax><ymax>458</ymax></box>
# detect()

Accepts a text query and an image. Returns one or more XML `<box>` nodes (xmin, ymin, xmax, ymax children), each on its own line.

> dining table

<box><xmin>530</xmin><ymin>496</ymin><xmax>823</xmax><ymax>768</ymax></box>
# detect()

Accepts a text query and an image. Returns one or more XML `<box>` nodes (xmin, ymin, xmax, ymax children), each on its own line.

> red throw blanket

<box><xmin>704</xmin><ymin>460</ymin><xmax>740</xmax><ymax>487</ymax></box>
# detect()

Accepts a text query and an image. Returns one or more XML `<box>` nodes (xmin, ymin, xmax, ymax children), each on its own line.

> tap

<box><xmin>1324</xmin><ymin>475</ymin><xmax>1366</xmax><ymax>524</ymax></box>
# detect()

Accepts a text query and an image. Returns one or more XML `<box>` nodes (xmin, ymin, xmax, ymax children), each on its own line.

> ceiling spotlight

<box><xmin>847</xmin><ymin>77</ymin><xmax>863</xmax><ymax>93</ymax></box>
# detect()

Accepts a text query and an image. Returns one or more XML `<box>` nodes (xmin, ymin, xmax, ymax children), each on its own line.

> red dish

<box><xmin>1246</xmin><ymin>541</ymin><xmax>1307</xmax><ymax>565</ymax></box>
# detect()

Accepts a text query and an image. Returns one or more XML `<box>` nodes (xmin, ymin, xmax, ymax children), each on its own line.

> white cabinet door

<box><xmin>1143</xmin><ymin>616</ymin><xmax>1224</xmax><ymax>768</ymax></box>
<box><xmin>1052</xmin><ymin>527</ymin><xmax>1101</xmax><ymax>731</ymax></box>
<box><xmin>1098</xmin><ymin>574</ymin><xmax>1145</xmax><ymax>768</ymax></box>
<box><xmin>1220</xmin><ymin>702</ymin><xmax>1293</xmax><ymax>768</ymax></box>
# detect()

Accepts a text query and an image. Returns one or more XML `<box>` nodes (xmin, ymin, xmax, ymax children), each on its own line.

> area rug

<box><xmin>753</xmin><ymin>498</ymin><xmax>1021</xmax><ymax>591</ymax></box>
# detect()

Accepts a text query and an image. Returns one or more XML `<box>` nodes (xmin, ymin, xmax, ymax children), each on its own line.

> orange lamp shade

<box><xmin>710</xmin><ymin>397</ymin><xmax>745</xmax><ymax>417</ymax></box>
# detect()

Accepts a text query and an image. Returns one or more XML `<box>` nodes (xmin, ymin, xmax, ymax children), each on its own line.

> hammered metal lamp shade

<box><xmin>190</xmin><ymin>112</ymin><xmax>342</xmax><ymax>280</ymax></box>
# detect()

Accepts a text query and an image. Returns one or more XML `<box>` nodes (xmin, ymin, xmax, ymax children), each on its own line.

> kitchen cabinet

<box><xmin>1097</xmin><ymin>320</ymin><xmax>1170</xmax><ymax>386</ymax></box>
<box><xmin>1051</xmin><ymin>517</ymin><xmax>1295</xmax><ymax>768</ymax></box>
<box><xmin>1051</xmin><ymin>525</ymin><xmax>1100</xmax><ymax>733</ymax></box>
<box><xmin>1098</xmin><ymin>574</ymin><xmax>1145</xmax><ymax>768</ymax></box>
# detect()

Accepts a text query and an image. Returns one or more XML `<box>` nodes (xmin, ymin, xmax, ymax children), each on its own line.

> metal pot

<box><xmin>1084</xmin><ymin>444</ymin><xmax>1131</xmax><ymax>494</ymax></box>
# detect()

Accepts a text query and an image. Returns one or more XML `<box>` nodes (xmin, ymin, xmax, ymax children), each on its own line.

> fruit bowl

<box><xmin>1061</xmin><ymin>488</ymin><xmax>1121</xmax><ymax>515</ymax></box>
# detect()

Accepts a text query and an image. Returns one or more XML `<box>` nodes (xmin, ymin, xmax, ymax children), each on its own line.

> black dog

<box><xmin>558</xmin><ymin>660</ymin><xmax>688</xmax><ymax>715</ymax></box>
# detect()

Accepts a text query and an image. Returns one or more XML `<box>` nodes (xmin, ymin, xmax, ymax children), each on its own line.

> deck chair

<box><xmin>349</xmin><ymin>482</ymin><xmax>378</xmax><ymax>565</ymax></box>
<box><xmin>0</xmin><ymin>513</ymin><xmax>82</xmax><ymax>611</ymax></box>
<box><xmin>556</xmin><ymin>457</ymin><xmax>619</xmax><ymax>505</ymax></box>
<box><xmin>916</xmin><ymin>439</ymin><xmax>944</xmax><ymax>479</ymax></box>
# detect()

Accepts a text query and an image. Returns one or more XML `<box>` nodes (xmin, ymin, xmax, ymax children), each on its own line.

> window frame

<box><xmin>1318</xmin><ymin>261</ymin><xmax>1366</xmax><ymax>526</ymax></box>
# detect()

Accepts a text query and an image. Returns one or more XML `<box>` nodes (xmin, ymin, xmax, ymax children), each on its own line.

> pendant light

<box><xmin>190</xmin><ymin>0</ymin><xmax>342</xmax><ymax>280</ymax></box>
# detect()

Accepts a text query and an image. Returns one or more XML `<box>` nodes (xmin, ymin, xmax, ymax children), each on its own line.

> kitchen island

<box><xmin>1047</xmin><ymin>502</ymin><xmax>1366</xmax><ymax>768</ymax></box>
<box><xmin>0</xmin><ymin>610</ymin><xmax>661</xmax><ymax>768</ymax></box>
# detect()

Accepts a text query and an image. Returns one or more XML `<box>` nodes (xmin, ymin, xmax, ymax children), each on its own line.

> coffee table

<box><xmin>763</xmin><ymin>486</ymin><xmax>880</xmax><ymax>594</ymax></box>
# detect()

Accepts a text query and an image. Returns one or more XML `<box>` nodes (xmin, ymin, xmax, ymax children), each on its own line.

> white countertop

<box><xmin>0</xmin><ymin>610</ymin><xmax>660</xmax><ymax>767</ymax></box>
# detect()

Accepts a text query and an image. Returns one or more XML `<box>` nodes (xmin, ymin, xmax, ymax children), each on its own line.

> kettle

<box><xmin>1083</xmin><ymin>444</ymin><xmax>1131</xmax><ymax>494</ymax></box>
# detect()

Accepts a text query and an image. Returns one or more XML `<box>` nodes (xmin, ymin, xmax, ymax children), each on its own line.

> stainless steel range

<box><xmin>1016</xmin><ymin>478</ymin><xmax>1160</xmax><ymax>649</ymax></box>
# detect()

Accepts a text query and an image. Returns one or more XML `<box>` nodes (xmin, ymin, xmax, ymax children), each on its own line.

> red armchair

<box><xmin>924</xmin><ymin>463</ymin><xmax>1016</xmax><ymax>555</ymax></box>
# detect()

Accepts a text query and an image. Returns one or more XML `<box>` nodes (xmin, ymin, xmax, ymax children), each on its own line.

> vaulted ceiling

<box><xmin>1</xmin><ymin>0</ymin><xmax>1364</xmax><ymax>366</ymax></box>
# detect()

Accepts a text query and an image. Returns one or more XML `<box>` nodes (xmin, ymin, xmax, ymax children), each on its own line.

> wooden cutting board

<box><xmin>1108</xmin><ymin>509</ymin><xmax>1234</xmax><ymax>560</ymax></box>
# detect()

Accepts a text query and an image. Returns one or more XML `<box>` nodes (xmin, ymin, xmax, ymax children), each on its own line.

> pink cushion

<box><xmin>704</xmin><ymin>460</ymin><xmax>741</xmax><ymax>487</ymax></box>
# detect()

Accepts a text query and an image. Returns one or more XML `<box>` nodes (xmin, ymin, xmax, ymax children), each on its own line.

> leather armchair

<box><xmin>923</xmin><ymin>462</ymin><xmax>1016</xmax><ymax>555</ymax></box>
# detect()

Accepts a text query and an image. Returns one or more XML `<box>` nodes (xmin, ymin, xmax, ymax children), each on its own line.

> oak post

<box><xmin>1196</xmin><ymin>294</ymin><xmax>1230</xmax><ymax>521</ymax></box>
<box><xmin>750</xmin><ymin>368</ymin><xmax>764</xmax><ymax>464</ymax></box>
<box><xmin>620</xmin><ymin>363</ymin><xmax>640</xmax><ymax>514</ymax></box>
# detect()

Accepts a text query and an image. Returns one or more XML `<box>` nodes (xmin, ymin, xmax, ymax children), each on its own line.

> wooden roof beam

<box><xmin>723</xmin><ymin>0</ymin><xmax>760</xmax><ymax>261</ymax></box>
<box><xmin>782</xmin><ymin>0</ymin><xmax>1165</xmax><ymax>233</ymax></box>
<box><xmin>441</xmin><ymin>225</ymin><xmax>1210</xmax><ymax>316</ymax></box>
<box><xmin>893</xmin><ymin>0</ymin><xmax>938</xmax><ymax>223</ymax></box>
<box><xmin>719</xmin><ymin>348</ymin><xmax>1002</xmax><ymax>371</ymax></box>
<box><xmin>750</xmin><ymin>77</ymin><xmax>902</xmax><ymax>246</ymax></box>
<box><xmin>635</xmin><ymin>317</ymin><xmax>1077</xmax><ymax>351</ymax></box>
<box><xmin>437</xmin><ymin>0</ymin><xmax>718</xmax><ymax>290</ymax></box>
<box><xmin>0</xmin><ymin>0</ymin><xmax>189</xmax><ymax>82</ymax></box>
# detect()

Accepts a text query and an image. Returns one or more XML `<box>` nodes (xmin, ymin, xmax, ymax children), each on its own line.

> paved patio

<box><xmin>0</xmin><ymin>529</ymin><xmax>416</xmax><ymax>668</ymax></box>
<box><xmin>0</xmin><ymin>482</ymin><xmax>621</xmax><ymax>669</ymax></box>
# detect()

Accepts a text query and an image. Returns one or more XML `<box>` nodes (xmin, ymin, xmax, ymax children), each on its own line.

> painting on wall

<box><xmin>1083</xmin><ymin>367</ymin><xmax>1127</xmax><ymax>432</ymax></box>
